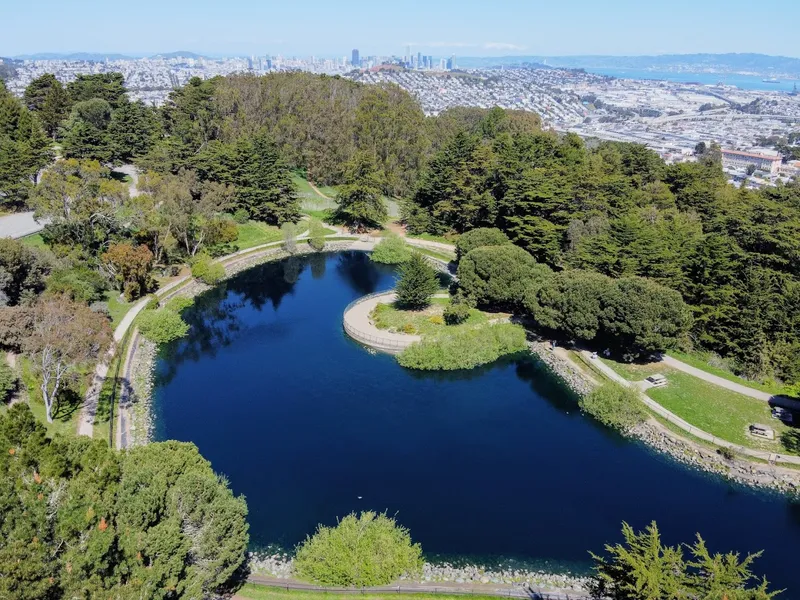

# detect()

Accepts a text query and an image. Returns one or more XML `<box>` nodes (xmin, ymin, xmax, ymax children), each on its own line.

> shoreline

<box><xmin>528</xmin><ymin>342</ymin><xmax>800</xmax><ymax>495</ymax></box>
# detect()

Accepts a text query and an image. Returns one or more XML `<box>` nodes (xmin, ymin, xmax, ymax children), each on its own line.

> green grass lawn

<box><xmin>371</xmin><ymin>298</ymin><xmax>491</xmax><ymax>337</ymax></box>
<box><xmin>666</xmin><ymin>349</ymin><xmax>786</xmax><ymax>396</ymax></box>
<box><xmin>19</xmin><ymin>233</ymin><xmax>46</xmax><ymax>248</ymax></box>
<box><xmin>597</xmin><ymin>356</ymin><xmax>797</xmax><ymax>454</ymax></box>
<box><xmin>103</xmin><ymin>290</ymin><xmax>135</xmax><ymax>329</ymax></box>
<box><xmin>236</xmin><ymin>221</ymin><xmax>283</xmax><ymax>250</ymax></box>
<box><xmin>237</xmin><ymin>585</ymin><xmax>504</xmax><ymax>600</ymax></box>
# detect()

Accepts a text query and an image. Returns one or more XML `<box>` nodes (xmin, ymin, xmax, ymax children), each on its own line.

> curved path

<box><xmin>343</xmin><ymin>291</ymin><xmax>421</xmax><ymax>353</ymax></box>
<box><xmin>0</xmin><ymin>211</ymin><xmax>46</xmax><ymax>239</ymax></box>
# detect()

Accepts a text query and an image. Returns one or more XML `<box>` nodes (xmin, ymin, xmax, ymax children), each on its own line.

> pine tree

<box><xmin>395</xmin><ymin>253</ymin><xmax>438</xmax><ymax>310</ymax></box>
<box><xmin>334</xmin><ymin>151</ymin><xmax>387</xmax><ymax>230</ymax></box>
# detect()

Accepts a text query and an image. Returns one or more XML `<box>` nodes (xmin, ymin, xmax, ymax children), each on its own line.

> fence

<box><xmin>246</xmin><ymin>576</ymin><xmax>589</xmax><ymax>600</ymax></box>
<box><xmin>342</xmin><ymin>292</ymin><xmax>417</xmax><ymax>353</ymax></box>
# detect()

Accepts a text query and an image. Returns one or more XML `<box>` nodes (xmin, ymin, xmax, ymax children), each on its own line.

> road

<box><xmin>0</xmin><ymin>211</ymin><xmax>45</xmax><ymax>239</ymax></box>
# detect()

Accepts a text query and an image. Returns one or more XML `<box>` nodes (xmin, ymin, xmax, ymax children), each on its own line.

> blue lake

<box><xmin>153</xmin><ymin>252</ymin><xmax>800</xmax><ymax>594</ymax></box>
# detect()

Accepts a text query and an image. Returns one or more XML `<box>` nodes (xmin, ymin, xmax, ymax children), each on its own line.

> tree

<box><xmin>62</xmin><ymin>98</ymin><xmax>113</xmax><ymax>161</ymax></box>
<box><xmin>107</xmin><ymin>100</ymin><xmax>161</xmax><ymax>162</ymax></box>
<box><xmin>294</xmin><ymin>511</ymin><xmax>422</xmax><ymax>587</ymax></box>
<box><xmin>191</xmin><ymin>254</ymin><xmax>225</xmax><ymax>284</ymax></box>
<box><xmin>29</xmin><ymin>158</ymin><xmax>104</xmax><ymax>222</ymax></box>
<box><xmin>746</xmin><ymin>164</ymin><xmax>757</xmax><ymax>176</ymax></box>
<box><xmin>138</xmin><ymin>307</ymin><xmax>190</xmax><ymax>344</ymax></box>
<box><xmin>0</xmin><ymin>406</ymin><xmax>249</xmax><ymax>598</ymax></box>
<box><xmin>66</xmin><ymin>72</ymin><xmax>127</xmax><ymax>108</ymax></box>
<box><xmin>334</xmin><ymin>152</ymin><xmax>387</xmax><ymax>230</ymax></box>
<box><xmin>590</xmin><ymin>522</ymin><xmax>776</xmax><ymax>600</ymax></box>
<box><xmin>24</xmin><ymin>295</ymin><xmax>111</xmax><ymax>422</ymax></box>
<box><xmin>0</xmin><ymin>238</ymin><xmax>51</xmax><ymax>306</ymax></box>
<box><xmin>102</xmin><ymin>242</ymin><xmax>155</xmax><ymax>301</ymax></box>
<box><xmin>157</xmin><ymin>170</ymin><xmax>235</xmax><ymax>256</ymax></box>
<box><xmin>455</xmin><ymin>227</ymin><xmax>511</xmax><ymax>261</ymax></box>
<box><xmin>395</xmin><ymin>253</ymin><xmax>438</xmax><ymax>310</ymax></box>
<box><xmin>457</xmin><ymin>244</ymin><xmax>553</xmax><ymax>311</ymax></box>
<box><xmin>46</xmin><ymin>265</ymin><xmax>108</xmax><ymax>303</ymax></box>
<box><xmin>23</xmin><ymin>73</ymin><xmax>69</xmax><ymax>138</ymax></box>
<box><xmin>0</xmin><ymin>359</ymin><xmax>17</xmax><ymax>404</ymax></box>
<box><xmin>308</xmin><ymin>218</ymin><xmax>327</xmax><ymax>251</ymax></box>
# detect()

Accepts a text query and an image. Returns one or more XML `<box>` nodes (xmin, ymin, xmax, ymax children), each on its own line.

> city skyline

<box><xmin>3</xmin><ymin>0</ymin><xmax>800</xmax><ymax>59</ymax></box>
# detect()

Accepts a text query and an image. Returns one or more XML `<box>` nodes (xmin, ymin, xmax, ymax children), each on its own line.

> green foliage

<box><xmin>0</xmin><ymin>238</ymin><xmax>51</xmax><ymax>306</ymax></box>
<box><xmin>281</xmin><ymin>222</ymin><xmax>299</xmax><ymax>253</ymax></box>
<box><xmin>455</xmin><ymin>227</ymin><xmax>511</xmax><ymax>261</ymax></box>
<box><xmin>293</xmin><ymin>511</ymin><xmax>422</xmax><ymax>587</ymax></box>
<box><xmin>590</xmin><ymin>522</ymin><xmax>776</xmax><ymax>600</ymax></box>
<box><xmin>307</xmin><ymin>218</ymin><xmax>327</xmax><ymax>251</ymax></box>
<box><xmin>233</xmin><ymin>208</ymin><xmax>250</xmax><ymax>224</ymax></box>
<box><xmin>370</xmin><ymin>232</ymin><xmax>412</xmax><ymax>264</ymax></box>
<box><xmin>457</xmin><ymin>244</ymin><xmax>552</xmax><ymax>311</ymax></box>
<box><xmin>334</xmin><ymin>152</ymin><xmax>387</xmax><ymax>230</ymax></box>
<box><xmin>395</xmin><ymin>253</ymin><xmax>438</xmax><ymax>310</ymax></box>
<box><xmin>107</xmin><ymin>100</ymin><xmax>162</xmax><ymax>162</ymax></box>
<box><xmin>191</xmin><ymin>254</ymin><xmax>225</xmax><ymax>285</ymax></box>
<box><xmin>138</xmin><ymin>308</ymin><xmax>190</xmax><ymax>344</ymax></box>
<box><xmin>443</xmin><ymin>302</ymin><xmax>471</xmax><ymax>325</ymax></box>
<box><xmin>46</xmin><ymin>264</ymin><xmax>107</xmax><ymax>303</ymax></box>
<box><xmin>66</xmin><ymin>72</ymin><xmax>127</xmax><ymax>108</ymax></box>
<box><xmin>23</xmin><ymin>73</ymin><xmax>69</xmax><ymax>138</ymax></box>
<box><xmin>579</xmin><ymin>382</ymin><xmax>646</xmax><ymax>433</ymax></box>
<box><xmin>0</xmin><ymin>405</ymin><xmax>249</xmax><ymax>599</ymax></box>
<box><xmin>0</xmin><ymin>357</ymin><xmax>17</xmax><ymax>403</ymax></box>
<box><xmin>398</xmin><ymin>323</ymin><xmax>527</xmax><ymax>371</ymax></box>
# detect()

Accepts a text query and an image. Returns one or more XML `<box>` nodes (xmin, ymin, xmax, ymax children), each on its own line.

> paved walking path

<box><xmin>343</xmin><ymin>291</ymin><xmax>421</xmax><ymax>352</ymax></box>
<box><xmin>660</xmin><ymin>355</ymin><xmax>772</xmax><ymax>401</ymax></box>
<box><xmin>0</xmin><ymin>211</ymin><xmax>46</xmax><ymax>239</ymax></box>
<box><xmin>582</xmin><ymin>350</ymin><xmax>800</xmax><ymax>466</ymax></box>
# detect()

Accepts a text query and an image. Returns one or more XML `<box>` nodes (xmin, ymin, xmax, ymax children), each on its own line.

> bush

<box><xmin>308</xmin><ymin>218</ymin><xmax>326</xmax><ymax>251</ymax></box>
<box><xmin>401</xmin><ymin>323</ymin><xmax>417</xmax><ymax>334</ymax></box>
<box><xmin>138</xmin><ymin>309</ymin><xmax>190</xmax><ymax>344</ymax></box>
<box><xmin>371</xmin><ymin>232</ymin><xmax>412</xmax><ymax>264</ymax></box>
<box><xmin>443</xmin><ymin>302</ymin><xmax>470</xmax><ymax>325</ymax></box>
<box><xmin>233</xmin><ymin>208</ymin><xmax>250</xmax><ymax>224</ymax></box>
<box><xmin>457</xmin><ymin>245</ymin><xmax>553</xmax><ymax>311</ymax></box>
<box><xmin>428</xmin><ymin>314</ymin><xmax>444</xmax><ymax>325</ymax></box>
<box><xmin>144</xmin><ymin>294</ymin><xmax>160</xmax><ymax>310</ymax></box>
<box><xmin>191</xmin><ymin>254</ymin><xmax>226</xmax><ymax>285</ymax></box>
<box><xmin>395</xmin><ymin>253</ymin><xmax>438</xmax><ymax>310</ymax></box>
<box><xmin>579</xmin><ymin>382</ymin><xmax>646</xmax><ymax>433</ymax></box>
<box><xmin>282</xmin><ymin>222</ymin><xmax>299</xmax><ymax>253</ymax></box>
<box><xmin>164</xmin><ymin>296</ymin><xmax>194</xmax><ymax>313</ymax></box>
<box><xmin>46</xmin><ymin>265</ymin><xmax>108</xmax><ymax>303</ymax></box>
<box><xmin>0</xmin><ymin>359</ymin><xmax>18</xmax><ymax>404</ymax></box>
<box><xmin>294</xmin><ymin>511</ymin><xmax>422</xmax><ymax>587</ymax></box>
<box><xmin>398</xmin><ymin>323</ymin><xmax>527</xmax><ymax>371</ymax></box>
<box><xmin>455</xmin><ymin>227</ymin><xmax>511</xmax><ymax>261</ymax></box>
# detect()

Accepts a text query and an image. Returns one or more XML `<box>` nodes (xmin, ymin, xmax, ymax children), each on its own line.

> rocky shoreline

<box><xmin>530</xmin><ymin>342</ymin><xmax>800</xmax><ymax>495</ymax></box>
<box><xmin>249</xmin><ymin>551</ymin><xmax>590</xmax><ymax>594</ymax></box>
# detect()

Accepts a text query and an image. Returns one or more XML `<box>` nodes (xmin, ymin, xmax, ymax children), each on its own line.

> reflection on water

<box><xmin>152</xmin><ymin>252</ymin><xmax>800</xmax><ymax>595</ymax></box>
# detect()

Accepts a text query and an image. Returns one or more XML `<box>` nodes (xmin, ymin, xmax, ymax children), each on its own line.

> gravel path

<box><xmin>343</xmin><ymin>291</ymin><xmax>421</xmax><ymax>353</ymax></box>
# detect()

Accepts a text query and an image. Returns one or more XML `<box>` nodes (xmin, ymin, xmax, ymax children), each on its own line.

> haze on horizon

<box><xmin>3</xmin><ymin>0</ymin><xmax>799</xmax><ymax>59</ymax></box>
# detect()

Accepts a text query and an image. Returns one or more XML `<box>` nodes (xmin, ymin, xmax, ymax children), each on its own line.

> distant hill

<box><xmin>151</xmin><ymin>51</ymin><xmax>207</xmax><ymax>59</ymax></box>
<box><xmin>458</xmin><ymin>53</ymin><xmax>800</xmax><ymax>77</ymax></box>
<box><xmin>0</xmin><ymin>57</ymin><xmax>20</xmax><ymax>81</ymax></box>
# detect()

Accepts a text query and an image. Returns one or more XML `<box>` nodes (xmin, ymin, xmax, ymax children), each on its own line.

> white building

<box><xmin>721</xmin><ymin>149</ymin><xmax>783</xmax><ymax>174</ymax></box>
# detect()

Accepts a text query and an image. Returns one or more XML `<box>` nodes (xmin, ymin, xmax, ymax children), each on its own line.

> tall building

<box><xmin>417</xmin><ymin>52</ymin><xmax>422</xmax><ymax>69</ymax></box>
<box><xmin>351</xmin><ymin>49</ymin><xmax>360</xmax><ymax>67</ymax></box>
<box><xmin>427</xmin><ymin>55</ymin><xmax>434</xmax><ymax>69</ymax></box>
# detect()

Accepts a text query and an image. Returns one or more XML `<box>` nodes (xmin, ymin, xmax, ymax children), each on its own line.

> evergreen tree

<box><xmin>107</xmin><ymin>100</ymin><xmax>161</xmax><ymax>162</ymax></box>
<box><xmin>395</xmin><ymin>253</ymin><xmax>438</xmax><ymax>310</ymax></box>
<box><xmin>23</xmin><ymin>73</ymin><xmax>69</xmax><ymax>138</ymax></box>
<box><xmin>334</xmin><ymin>152</ymin><xmax>387</xmax><ymax>230</ymax></box>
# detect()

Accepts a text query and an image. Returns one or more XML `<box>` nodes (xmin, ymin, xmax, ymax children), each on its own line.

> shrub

<box><xmin>144</xmin><ymin>294</ymin><xmax>160</xmax><ymax>311</ymax></box>
<box><xmin>371</xmin><ymin>232</ymin><xmax>412</xmax><ymax>264</ymax></box>
<box><xmin>395</xmin><ymin>253</ymin><xmax>438</xmax><ymax>310</ymax></box>
<box><xmin>164</xmin><ymin>296</ymin><xmax>194</xmax><ymax>313</ymax></box>
<box><xmin>401</xmin><ymin>323</ymin><xmax>417</xmax><ymax>334</ymax></box>
<box><xmin>233</xmin><ymin>208</ymin><xmax>250</xmax><ymax>224</ymax></box>
<box><xmin>282</xmin><ymin>222</ymin><xmax>299</xmax><ymax>253</ymax></box>
<box><xmin>455</xmin><ymin>227</ymin><xmax>511</xmax><ymax>261</ymax></box>
<box><xmin>428</xmin><ymin>314</ymin><xmax>444</xmax><ymax>326</ymax></box>
<box><xmin>101</xmin><ymin>242</ymin><xmax>155</xmax><ymax>301</ymax></box>
<box><xmin>191</xmin><ymin>254</ymin><xmax>225</xmax><ymax>285</ymax></box>
<box><xmin>443</xmin><ymin>302</ymin><xmax>470</xmax><ymax>325</ymax></box>
<box><xmin>398</xmin><ymin>323</ymin><xmax>527</xmax><ymax>371</ymax></box>
<box><xmin>457</xmin><ymin>245</ymin><xmax>553</xmax><ymax>311</ymax></box>
<box><xmin>46</xmin><ymin>265</ymin><xmax>108</xmax><ymax>303</ymax></box>
<box><xmin>579</xmin><ymin>382</ymin><xmax>646</xmax><ymax>433</ymax></box>
<box><xmin>0</xmin><ymin>359</ymin><xmax>18</xmax><ymax>404</ymax></box>
<box><xmin>138</xmin><ymin>309</ymin><xmax>189</xmax><ymax>344</ymax></box>
<box><xmin>308</xmin><ymin>218</ymin><xmax>326</xmax><ymax>251</ymax></box>
<box><xmin>294</xmin><ymin>511</ymin><xmax>422</xmax><ymax>587</ymax></box>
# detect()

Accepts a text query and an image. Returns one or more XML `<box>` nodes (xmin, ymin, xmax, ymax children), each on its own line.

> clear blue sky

<box><xmin>4</xmin><ymin>0</ymin><xmax>799</xmax><ymax>58</ymax></box>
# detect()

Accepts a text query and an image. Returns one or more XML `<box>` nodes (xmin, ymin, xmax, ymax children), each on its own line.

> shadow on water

<box><xmin>335</xmin><ymin>251</ymin><xmax>395</xmax><ymax>295</ymax></box>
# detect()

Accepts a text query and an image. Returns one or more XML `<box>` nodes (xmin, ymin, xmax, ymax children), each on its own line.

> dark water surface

<box><xmin>153</xmin><ymin>252</ymin><xmax>799</xmax><ymax>593</ymax></box>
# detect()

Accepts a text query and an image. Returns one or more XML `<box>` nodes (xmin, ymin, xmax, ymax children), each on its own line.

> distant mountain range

<box><xmin>458</xmin><ymin>53</ymin><xmax>800</xmax><ymax>77</ymax></box>
<box><xmin>12</xmin><ymin>51</ymin><xmax>207</xmax><ymax>61</ymax></box>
